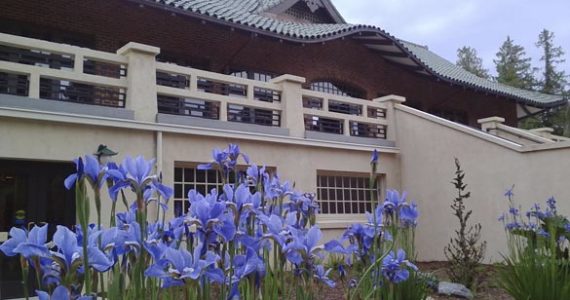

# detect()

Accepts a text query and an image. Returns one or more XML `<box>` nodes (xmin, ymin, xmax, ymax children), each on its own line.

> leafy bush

<box><xmin>0</xmin><ymin>145</ymin><xmax>424</xmax><ymax>300</ymax></box>
<box><xmin>497</xmin><ymin>188</ymin><xmax>570</xmax><ymax>299</ymax></box>
<box><xmin>444</xmin><ymin>158</ymin><xmax>486</xmax><ymax>288</ymax></box>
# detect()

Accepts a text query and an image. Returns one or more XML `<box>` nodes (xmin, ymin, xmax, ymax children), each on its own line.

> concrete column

<box><xmin>117</xmin><ymin>42</ymin><xmax>160</xmax><ymax>122</ymax></box>
<box><xmin>477</xmin><ymin>116</ymin><xmax>505</xmax><ymax>134</ymax></box>
<box><xmin>270</xmin><ymin>74</ymin><xmax>306</xmax><ymax>138</ymax></box>
<box><xmin>373</xmin><ymin>95</ymin><xmax>406</xmax><ymax>142</ymax></box>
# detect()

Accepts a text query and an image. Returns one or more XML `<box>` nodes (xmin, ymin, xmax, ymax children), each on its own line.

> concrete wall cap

<box><xmin>117</xmin><ymin>42</ymin><xmax>160</xmax><ymax>56</ymax></box>
<box><xmin>477</xmin><ymin>116</ymin><xmax>505</xmax><ymax>124</ymax></box>
<box><xmin>530</xmin><ymin>127</ymin><xmax>555</xmax><ymax>133</ymax></box>
<box><xmin>270</xmin><ymin>74</ymin><xmax>306</xmax><ymax>84</ymax></box>
<box><xmin>373</xmin><ymin>95</ymin><xmax>406</xmax><ymax>103</ymax></box>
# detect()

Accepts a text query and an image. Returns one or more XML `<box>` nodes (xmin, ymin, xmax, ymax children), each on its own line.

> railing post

<box><xmin>270</xmin><ymin>74</ymin><xmax>306</xmax><ymax>138</ymax></box>
<box><xmin>219</xmin><ymin>101</ymin><xmax>228</xmax><ymax>121</ymax></box>
<box><xmin>117</xmin><ymin>42</ymin><xmax>160</xmax><ymax>122</ymax></box>
<box><xmin>373</xmin><ymin>95</ymin><xmax>406</xmax><ymax>142</ymax></box>
<box><xmin>477</xmin><ymin>116</ymin><xmax>505</xmax><ymax>135</ymax></box>
<box><xmin>28</xmin><ymin>72</ymin><xmax>40</xmax><ymax>99</ymax></box>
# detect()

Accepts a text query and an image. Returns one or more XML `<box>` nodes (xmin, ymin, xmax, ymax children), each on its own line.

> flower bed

<box><xmin>0</xmin><ymin>145</ymin><xmax>426</xmax><ymax>300</ymax></box>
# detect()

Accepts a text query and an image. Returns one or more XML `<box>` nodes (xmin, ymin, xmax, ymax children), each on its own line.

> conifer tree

<box><xmin>456</xmin><ymin>46</ymin><xmax>489</xmax><ymax>79</ymax></box>
<box><xmin>536</xmin><ymin>29</ymin><xmax>567</xmax><ymax>95</ymax></box>
<box><xmin>521</xmin><ymin>30</ymin><xmax>569</xmax><ymax>136</ymax></box>
<box><xmin>494</xmin><ymin>36</ymin><xmax>536</xmax><ymax>90</ymax></box>
<box><xmin>444</xmin><ymin>158</ymin><xmax>486</xmax><ymax>289</ymax></box>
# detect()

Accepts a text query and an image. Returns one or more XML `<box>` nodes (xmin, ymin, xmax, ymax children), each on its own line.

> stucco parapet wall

<box><xmin>156</xmin><ymin>113</ymin><xmax>290</xmax><ymax>136</ymax></box>
<box><xmin>0</xmin><ymin>94</ymin><xmax>134</xmax><ymax>120</ymax></box>
<box><xmin>305</xmin><ymin>131</ymin><xmax>396</xmax><ymax>147</ymax></box>
<box><xmin>395</xmin><ymin>104</ymin><xmax>570</xmax><ymax>153</ymax></box>
<box><xmin>0</xmin><ymin>106</ymin><xmax>399</xmax><ymax>154</ymax></box>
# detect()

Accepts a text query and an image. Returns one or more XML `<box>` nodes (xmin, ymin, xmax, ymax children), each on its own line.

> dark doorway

<box><xmin>0</xmin><ymin>160</ymin><xmax>75</xmax><ymax>299</ymax></box>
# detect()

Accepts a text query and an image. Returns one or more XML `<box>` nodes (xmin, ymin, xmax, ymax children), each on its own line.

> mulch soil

<box><xmin>317</xmin><ymin>261</ymin><xmax>514</xmax><ymax>300</ymax></box>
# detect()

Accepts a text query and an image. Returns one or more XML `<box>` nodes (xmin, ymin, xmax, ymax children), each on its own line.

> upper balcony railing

<box><xmin>0</xmin><ymin>33</ymin><xmax>127</xmax><ymax>108</ymax></box>
<box><xmin>155</xmin><ymin>62</ymin><xmax>284</xmax><ymax>127</ymax></box>
<box><xmin>0</xmin><ymin>33</ymin><xmax>399</xmax><ymax>146</ymax></box>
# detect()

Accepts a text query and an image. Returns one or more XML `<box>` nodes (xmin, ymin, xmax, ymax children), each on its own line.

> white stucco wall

<box><xmin>395</xmin><ymin>105</ymin><xmax>570</xmax><ymax>262</ymax></box>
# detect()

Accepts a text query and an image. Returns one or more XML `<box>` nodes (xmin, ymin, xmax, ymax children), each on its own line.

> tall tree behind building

<box><xmin>536</xmin><ymin>29</ymin><xmax>567</xmax><ymax>95</ymax></box>
<box><xmin>494</xmin><ymin>36</ymin><xmax>536</xmax><ymax>90</ymax></box>
<box><xmin>456</xmin><ymin>46</ymin><xmax>490</xmax><ymax>79</ymax></box>
<box><xmin>535</xmin><ymin>29</ymin><xmax>569</xmax><ymax>136</ymax></box>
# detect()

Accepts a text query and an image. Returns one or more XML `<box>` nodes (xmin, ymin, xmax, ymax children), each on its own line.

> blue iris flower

<box><xmin>400</xmin><ymin>201</ymin><xmax>419</xmax><ymax>227</ymax></box>
<box><xmin>283</xmin><ymin>226</ymin><xmax>324</xmax><ymax>264</ymax></box>
<box><xmin>383</xmin><ymin>190</ymin><xmax>407</xmax><ymax>214</ymax></box>
<box><xmin>51</xmin><ymin>226</ymin><xmax>113</xmax><ymax>273</ymax></box>
<box><xmin>64</xmin><ymin>155</ymin><xmax>105</xmax><ymax>190</ymax></box>
<box><xmin>366</xmin><ymin>204</ymin><xmax>384</xmax><ymax>227</ymax></box>
<box><xmin>187</xmin><ymin>189</ymin><xmax>236</xmax><ymax>242</ymax></box>
<box><xmin>36</xmin><ymin>286</ymin><xmax>92</xmax><ymax>300</ymax></box>
<box><xmin>197</xmin><ymin>144</ymin><xmax>249</xmax><ymax>177</ymax></box>
<box><xmin>144</xmin><ymin>245</ymin><xmax>220</xmax><ymax>288</ymax></box>
<box><xmin>381</xmin><ymin>249</ymin><xmax>417</xmax><ymax>284</ymax></box>
<box><xmin>313</xmin><ymin>264</ymin><xmax>335</xmax><ymax>288</ymax></box>
<box><xmin>370</xmin><ymin>149</ymin><xmax>379</xmax><ymax>164</ymax></box>
<box><xmin>0</xmin><ymin>224</ymin><xmax>50</xmax><ymax>259</ymax></box>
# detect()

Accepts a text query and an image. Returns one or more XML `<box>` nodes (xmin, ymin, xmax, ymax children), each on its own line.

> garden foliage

<box><xmin>0</xmin><ymin>145</ymin><xmax>423</xmax><ymax>300</ymax></box>
<box><xmin>498</xmin><ymin>188</ymin><xmax>570</xmax><ymax>299</ymax></box>
<box><xmin>444</xmin><ymin>158</ymin><xmax>486</xmax><ymax>288</ymax></box>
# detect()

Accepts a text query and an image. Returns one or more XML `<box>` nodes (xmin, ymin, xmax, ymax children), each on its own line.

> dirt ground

<box><xmin>317</xmin><ymin>261</ymin><xmax>513</xmax><ymax>300</ymax></box>
<box><xmin>418</xmin><ymin>262</ymin><xmax>513</xmax><ymax>300</ymax></box>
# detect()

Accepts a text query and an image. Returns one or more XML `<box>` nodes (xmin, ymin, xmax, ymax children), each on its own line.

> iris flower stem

<box><xmin>20</xmin><ymin>257</ymin><xmax>29</xmax><ymax>300</ymax></box>
<box><xmin>76</xmin><ymin>179</ymin><xmax>92</xmax><ymax>295</ymax></box>
<box><xmin>32</xmin><ymin>257</ymin><xmax>41</xmax><ymax>291</ymax></box>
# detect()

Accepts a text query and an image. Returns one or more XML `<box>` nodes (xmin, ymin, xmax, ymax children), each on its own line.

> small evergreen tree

<box><xmin>494</xmin><ymin>36</ymin><xmax>536</xmax><ymax>90</ymax></box>
<box><xmin>456</xmin><ymin>46</ymin><xmax>490</xmax><ymax>79</ymax></box>
<box><xmin>444</xmin><ymin>158</ymin><xmax>486</xmax><ymax>289</ymax></box>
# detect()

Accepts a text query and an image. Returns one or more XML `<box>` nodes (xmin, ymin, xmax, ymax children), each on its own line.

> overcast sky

<box><xmin>334</xmin><ymin>0</ymin><xmax>570</xmax><ymax>78</ymax></box>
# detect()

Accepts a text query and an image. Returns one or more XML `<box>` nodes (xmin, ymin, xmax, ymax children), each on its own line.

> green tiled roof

<box><xmin>147</xmin><ymin>0</ymin><xmax>566</xmax><ymax>107</ymax></box>
<box><xmin>400</xmin><ymin>41</ymin><xmax>565</xmax><ymax>107</ymax></box>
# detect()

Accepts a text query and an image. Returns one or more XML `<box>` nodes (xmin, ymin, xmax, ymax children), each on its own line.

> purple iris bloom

<box><xmin>283</xmin><ymin>226</ymin><xmax>324</xmax><ymax>264</ymax></box>
<box><xmin>547</xmin><ymin>197</ymin><xmax>557</xmax><ymax>211</ymax></box>
<box><xmin>366</xmin><ymin>204</ymin><xmax>384</xmax><ymax>227</ymax></box>
<box><xmin>314</xmin><ymin>264</ymin><xmax>335</xmax><ymax>288</ymax></box>
<box><xmin>36</xmin><ymin>286</ymin><xmax>92</xmax><ymax>300</ymax></box>
<box><xmin>64</xmin><ymin>155</ymin><xmax>105</xmax><ymax>189</ymax></box>
<box><xmin>504</xmin><ymin>186</ymin><xmax>515</xmax><ymax>198</ymax></box>
<box><xmin>144</xmin><ymin>245</ymin><xmax>220</xmax><ymax>288</ymax></box>
<box><xmin>383</xmin><ymin>190</ymin><xmax>407</xmax><ymax>214</ymax></box>
<box><xmin>381</xmin><ymin>249</ymin><xmax>417</xmax><ymax>284</ymax></box>
<box><xmin>370</xmin><ymin>149</ymin><xmax>379</xmax><ymax>164</ymax></box>
<box><xmin>51</xmin><ymin>226</ymin><xmax>113</xmax><ymax>273</ymax></box>
<box><xmin>0</xmin><ymin>224</ymin><xmax>50</xmax><ymax>258</ymax></box>
<box><xmin>187</xmin><ymin>189</ymin><xmax>236</xmax><ymax>242</ymax></box>
<box><xmin>400</xmin><ymin>201</ymin><xmax>419</xmax><ymax>227</ymax></box>
<box><xmin>197</xmin><ymin>144</ymin><xmax>249</xmax><ymax>177</ymax></box>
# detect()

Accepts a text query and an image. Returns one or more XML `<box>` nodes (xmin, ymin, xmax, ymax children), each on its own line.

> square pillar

<box><xmin>117</xmin><ymin>42</ymin><xmax>160</xmax><ymax>122</ymax></box>
<box><xmin>270</xmin><ymin>74</ymin><xmax>306</xmax><ymax>138</ymax></box>
<box><xmin>373</xmin><ymin>95</ymin><xmax>406</xmax><ymax>142</ymax></box>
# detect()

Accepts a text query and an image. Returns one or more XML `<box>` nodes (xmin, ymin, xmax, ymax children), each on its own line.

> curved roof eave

<box><xmin>130</xmin><ymin>0</ymin><xmax>567</xmax><ymax>108</ymax></box>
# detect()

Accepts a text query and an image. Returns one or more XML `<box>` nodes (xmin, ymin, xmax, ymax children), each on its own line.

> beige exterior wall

<box><xmin>395</xmin><ymin>105</ymin><xmax>570</xmax><ymax>262</ymax></box>
<box><xmin>0</xmin><ymin>113</ymin><xmax>401</xmax><ymax>238</ymax></box>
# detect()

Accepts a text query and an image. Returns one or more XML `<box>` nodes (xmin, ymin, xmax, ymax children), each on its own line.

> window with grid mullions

<box><xmin>173</xmin><ymin>166</ymin><xmax>230</xmax><ymax>217</ymax></box>
<box><xmin>173</xmin><ymin>165</ymin><xmax>275</xmax><ymax>217</ymax></box>
<box><xmin>317</xmin><ymin>174</ymin><xmax>379</xmax><ymax>214</ymax></box>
